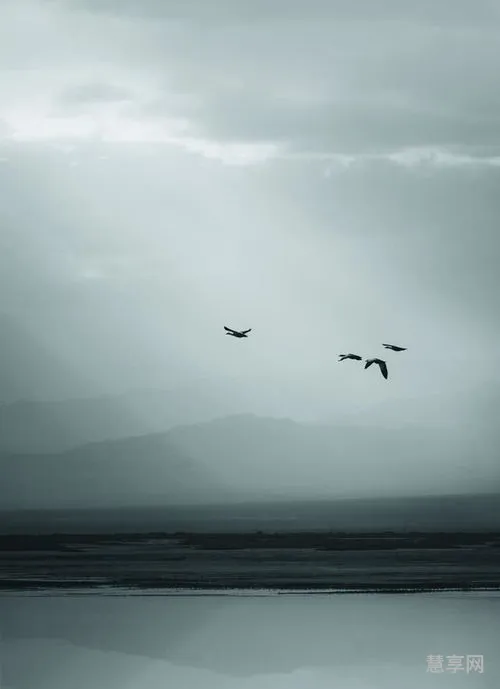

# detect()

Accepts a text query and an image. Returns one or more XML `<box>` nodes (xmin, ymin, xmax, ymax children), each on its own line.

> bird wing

<box><xmin>382</xmin><ymin>343</ymin><xmax>406</xmax><ymax>351</ymax></box>
<box><xmin>377</xmin><ymin>360</ymin><xmax>388</xmax><ymax>379</ymax></box>
<box><xmin>352</xmin><ymin>355</ymin><xmax>362</xmax><ymax>360</ymax></box>
<box><xmin>364</xmin><ymin>360</ymin><xmax>374</xmax><ymax>369</ymax></box>
<box><xmin>241</xmin><ymin>329</ymin><xmax>252</xmax><ymax>334</ymax></box>
<box><xmin>224</xmin><ymin>326</ymin><xmax>237</xmax><ymax>333</ymax></box>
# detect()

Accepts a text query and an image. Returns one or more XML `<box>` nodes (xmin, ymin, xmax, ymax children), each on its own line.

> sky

<box><xmin>1</xmin><ymin>0</ymin><xmax>500</xmax><ymax>421</ymax></box>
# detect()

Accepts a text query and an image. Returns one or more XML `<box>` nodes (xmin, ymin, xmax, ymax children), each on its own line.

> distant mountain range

<box><xmin>2</xmin><ymin>382</ymin><xmax>499</xmax><ymax>454</ymax></box>
<box><xmin>0</xmin><ymin>432</ymin><xmax>228</xmax><ymax>510</ymax></box>
<box><xmin>1</xmin><ymin>413</ymin><xmax>498</xmax><ymax>510</ymax></box>
<box><xmin>166</xmin><ymin>414</ymin><xmax>497</xmax><ymax>499</ymax></box>
<box><xmin>0</xmin><ymin>386</ymin><xmax>256</xmax><ymax>453</ymax></box>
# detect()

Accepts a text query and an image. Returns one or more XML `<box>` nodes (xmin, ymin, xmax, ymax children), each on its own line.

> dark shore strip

<box><xmin>1</xmin><ymin>580</ymin><xmax>500</xmax><ymax>594</ymax></box>
<box><xmin>2</xmin><ymin>532</ymin><xmax>499</xmax><ymax>593</ymax></box>
<box><xmin>1</xmin><ymin>531</ymin><xmax>500</xmax><ymax>550</ymax></box>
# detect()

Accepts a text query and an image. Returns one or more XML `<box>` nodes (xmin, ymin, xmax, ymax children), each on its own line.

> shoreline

<box><xmin>1</xmin><ymin>530</ymin><xmax>499</xmax><ymax>592</ymax></box>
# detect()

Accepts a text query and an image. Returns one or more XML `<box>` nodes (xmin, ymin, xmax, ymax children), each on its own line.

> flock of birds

<box><xmin>223</xmin><ymin>327</ymin><xmax>407</xmax><ymax>380</ymax></box>
<box><xmin>337</xmin><ymin>344</ymin><xmax>407</xmax><ymax>379</ymax></box>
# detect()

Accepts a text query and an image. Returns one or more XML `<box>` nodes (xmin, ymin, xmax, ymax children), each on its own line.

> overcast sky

<box><xmin>1</xmin><ymin>0</ymin><xmax>499</xmax><ymax>422</ymax></box>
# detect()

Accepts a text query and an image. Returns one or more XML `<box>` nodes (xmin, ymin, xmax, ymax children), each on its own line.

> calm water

<box><xmin>0</xmin><ymin>591</ymin><xmax>498</xmax><ymax>688</ymax></box>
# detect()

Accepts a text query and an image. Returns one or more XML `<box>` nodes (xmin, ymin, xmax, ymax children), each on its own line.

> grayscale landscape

<box><xmin>1</xmin><ymin>402</ymin><xmax>500</xmax><ymax>592</ymax></box>
<box><xmin>1</xmin><ymin>0</ymin><xmax>500</xmax><ymax>685</ymax></box>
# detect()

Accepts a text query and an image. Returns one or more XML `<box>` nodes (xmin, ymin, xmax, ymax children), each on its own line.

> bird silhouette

<box><xmin>224</xmin><ymin>326</ymin><xmax>252</xmax><ymax>338</ymax></box>
<box><xmin>365</xmin><ymin>358</ymin><xmax>388</xmax><ymax>379</ymax></box>
<box><xmin>382</xmin><ymin>343</ymin><xmax>406</xmax><ymax>352</ymax></box>
<box><xmin>338</xmin><ymin>353</ymin><xmax>362</xmax><ymax>361</ymax></box>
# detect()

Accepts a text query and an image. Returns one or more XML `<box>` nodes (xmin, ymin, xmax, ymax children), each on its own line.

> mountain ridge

<box><xmin>1</xmin><ymin>413</ymin><xmax>497</xmax><ymax>510</ymax></box>
<box><xmin>2</xmin><ymin>380</ymin><xmax>499</xmax><ymax>452</ymax></box>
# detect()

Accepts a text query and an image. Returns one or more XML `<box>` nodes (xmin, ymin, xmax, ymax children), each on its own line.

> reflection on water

<box><xmin>0</xmin><ymin>592</ymin><xmax>498</xmax><ymax>688</ymax></box>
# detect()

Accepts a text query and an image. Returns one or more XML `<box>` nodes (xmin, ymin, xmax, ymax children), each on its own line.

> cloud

<box><xmin>58</xmin><ymin>82</ymin><xmax>135</xmax><ymax>106</ymax></box>
<box><xmin>74</xmin><ymin>0</ymin><xmax>500</xmax><ymax>26</ymax></box>
<box><xmin>321</xmin><ymin>146</ymin><xmax>500</xmax><ymax>174</ymax></box>
<box><xmin>0</xmin><ymin>0</ymin><xmax>499</xmax><ymax>412</ymax></box>
<box><xmin>145</xmin><ymin>23</ymin><xmax>500</xmax><ymax>157</ymax></box>
<box><xmin>3</xmin><ymin>0</ymin><xmax>500</xmax><ymax>166</ymax></box>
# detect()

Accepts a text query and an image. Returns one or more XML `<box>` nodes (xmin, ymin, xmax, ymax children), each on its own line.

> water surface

<box><xmin>1</xmin><ymin>591</ymin><xmax>497</xmax><ymax>687</ymax></box>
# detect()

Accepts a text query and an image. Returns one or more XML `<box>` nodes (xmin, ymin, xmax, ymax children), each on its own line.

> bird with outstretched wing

<box><xmin>364</xmin><ymin>358</ymin><xmax>388</xmax><ymax>379</ymax></box>
<box><xmin>338</xmin><ymin>353</ymin><xmax>362</xmax><ymax>362</ymax></box>
<box><xmin>382</xmin><ymin>343</ymin><xmax>406</xmax><ymax>352</ymax></box>
<box><xmin>224</xmin><ymin>326</ymin><xmax>252</xmax><ymax>338</ymax></box>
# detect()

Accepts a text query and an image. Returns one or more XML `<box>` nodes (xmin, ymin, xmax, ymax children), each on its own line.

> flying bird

<box><xmin>338</xmin><ymin>353</ymin><xmax>362</xmax><ymax>361</ymax></box>
<box><xmin>364</xmin><ymin>358</ymin><xmax>388</xmax><ymax>379</ymax></box>
<box><xmin>224</xmin><ymin>326</ymin><xmax>252</xmax><ymax>338</ymax></box>
<box><xmin>382</xmin><ymin>343</ymin><xmax>406</xmax><ymax>352</ymax></box>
